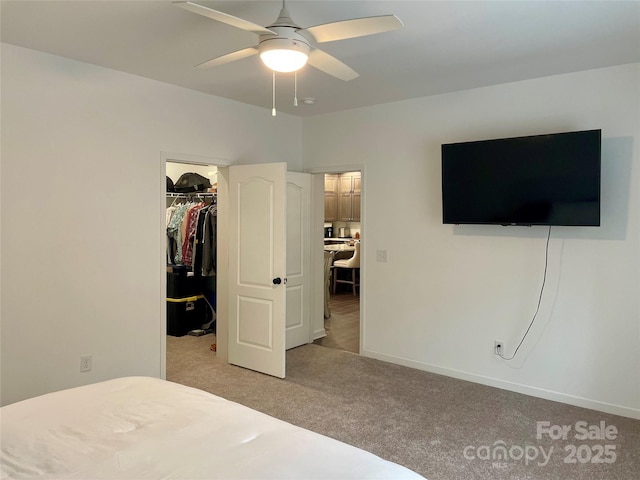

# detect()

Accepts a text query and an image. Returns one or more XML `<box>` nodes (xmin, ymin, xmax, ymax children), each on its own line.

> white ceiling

<box><xmin>2</xmin><ymin>1</ymin><xmax>639</xmax><ymax>117</ymax></box>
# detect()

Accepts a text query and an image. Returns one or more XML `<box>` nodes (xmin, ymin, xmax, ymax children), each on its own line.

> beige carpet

<box><xmin>167</xmin><ymin>335</ymin><xmax>640</xmax><ymax>480</ymax></box>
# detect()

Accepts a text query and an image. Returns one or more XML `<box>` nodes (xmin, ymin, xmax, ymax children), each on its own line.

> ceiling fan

<box><xmin>173</xmin><ymin>0</ymin><xmax>403</xmax><ymax>81</ymax></box>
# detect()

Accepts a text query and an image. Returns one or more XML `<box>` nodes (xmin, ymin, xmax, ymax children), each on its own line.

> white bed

<box><xmin>1</xmin><ymin>376</ymin><xmax>426</xmax><ymax>479</ymax></box>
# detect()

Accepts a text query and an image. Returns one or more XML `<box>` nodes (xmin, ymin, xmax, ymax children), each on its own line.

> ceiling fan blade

<box><xmin>195</xmin><ymin>47</ymin><xmax>259</xmax><ymax>69</ymax></box>
<box><xmin>173</xmin><ymin>1</ymin><xmax>275</xmax><ymax>35</ymax></box>
<box><xmin>308</xmin><ymin>49</ymin><xmax>359</xmax><ymax>81</ymax></box>
<box><xmin>303</xmin><ymin>15</ymin><xmax>403</xmax><ymax>43</ymax></box>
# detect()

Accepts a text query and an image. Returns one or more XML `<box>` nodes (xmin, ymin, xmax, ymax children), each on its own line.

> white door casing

<box><xmin>285</xmin><ymin>172</ymin><xmax>312</xmax><ymax>349</ymax></box>
<box><xmin>228</xmin><ymin>163</ymin><xmax>287</xmax><ymax>378</ymax></box>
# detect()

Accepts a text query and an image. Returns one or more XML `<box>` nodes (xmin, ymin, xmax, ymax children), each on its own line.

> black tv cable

<box><xmin>499</xmin><ymin>225</ymin><xmax>552</xmax><ymax>361</ymax></box>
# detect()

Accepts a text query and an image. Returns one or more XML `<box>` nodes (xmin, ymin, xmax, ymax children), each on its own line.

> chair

<box><xmin>323</xmin><ymin>251</ymin><xmax>335</xmax><ymax>319</ymax></box>
<box><xmin>332</xmin><ymin>241</ymin><xmax>360</xmax><ymax>296</ymax></box>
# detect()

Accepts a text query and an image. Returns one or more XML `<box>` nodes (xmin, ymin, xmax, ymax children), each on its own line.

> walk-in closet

<box><xmin>165</xmin><ymin>162</ymin><xmax>218</xmax><ymax>344</ymax></box>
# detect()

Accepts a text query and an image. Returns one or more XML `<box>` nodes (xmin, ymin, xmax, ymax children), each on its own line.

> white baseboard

<box><xmin>362</xmin><ymin>348</ymin><xmax>640</xmax><ymax>420</ymax></box>
<box><xmin>312</xmin><ymin>328</ymin><xmax>326</xmax><ymax>341</ymax></box>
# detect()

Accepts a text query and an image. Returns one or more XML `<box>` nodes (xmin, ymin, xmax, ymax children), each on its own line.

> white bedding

<box><xmin>1</xmin><ymin>377</ymin><xmax>425</xmax><ymax>479</ymax></box>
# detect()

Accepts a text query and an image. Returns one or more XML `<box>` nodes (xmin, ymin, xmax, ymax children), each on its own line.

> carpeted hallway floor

<box><xmin>167</xmin><ymin>335</ymin><xmax>640</xmax><ymax>480</ymax></box>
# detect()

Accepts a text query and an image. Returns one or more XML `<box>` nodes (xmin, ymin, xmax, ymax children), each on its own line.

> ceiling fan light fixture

<box><xmin>259</xmin><ymin>37</ymin><xmax>310</xmax><ymax>73</ymax></box>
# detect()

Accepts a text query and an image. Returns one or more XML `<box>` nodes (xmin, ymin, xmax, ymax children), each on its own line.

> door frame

<box><xmin>160</xmin><ymin>152</ymin><xmax>232</xmax><ymax>379</ymax></box>
<box><xmin>307</xmin><ymin>165</ymin><xmax>365</xmax><ymax>354</ymax></box>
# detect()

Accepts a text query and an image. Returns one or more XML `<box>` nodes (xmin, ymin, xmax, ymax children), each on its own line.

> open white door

<box><xmin>228</xmin><ymin>163</ymin><xmax>287</xmax><ymax>378</ymax></box>
<box><xmin>285</xmin><ymin>172</ymin><xmax>312</xmax><ymax>349</ymax></box>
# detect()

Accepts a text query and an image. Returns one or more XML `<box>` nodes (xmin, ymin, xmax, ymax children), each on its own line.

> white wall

<box><xmin>2</xmin><ymin>42</ymin><xmax>638</xmax><ymax>419</ymax></box>
<box><xmin>303</xmin><ymin>64</ymin><xmax>640</xmax><ymax>418</ymax></box>
<box><xmin>0</xmin><ymin>44</ymin><xmax>302</xmax><ymax>405</ymax></box>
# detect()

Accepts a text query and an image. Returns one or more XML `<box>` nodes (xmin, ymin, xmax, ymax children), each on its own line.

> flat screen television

<box><xmin>441</xmin><ymin>129</ymin><xmax>601</xmax><ymax>226</ymax></box>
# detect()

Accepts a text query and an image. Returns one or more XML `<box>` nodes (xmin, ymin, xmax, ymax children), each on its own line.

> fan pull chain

<box><xmin>294</xmin><ymin>71</ymin><xmax>298</xmax><ymax>107</ymax></box>
<box><xmin>272</xmin><ymin>71</ymin><xmax>277</xmax><ymax>117</ymax></box>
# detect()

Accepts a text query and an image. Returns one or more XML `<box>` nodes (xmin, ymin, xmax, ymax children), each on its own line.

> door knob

<box><xmin>272</xmin><ymin>277</ymin><xmax>282</xmax><ymax>285</ymax></box>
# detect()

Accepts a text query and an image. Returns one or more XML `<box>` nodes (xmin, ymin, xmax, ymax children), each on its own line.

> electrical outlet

<box><xmin>494</xmin><ymin>341</ymin><xmax>503</xmax><ymax>356</ymax></box>
<box><xmin>80</xmin><ymin>355</ymin><xmax>92</xmax><ymax>372</ymax></box>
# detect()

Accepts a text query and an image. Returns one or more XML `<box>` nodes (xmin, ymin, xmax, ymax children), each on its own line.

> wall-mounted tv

<box><xmin>441</xmin><ymin>129</ymin><xmax>601</xmax><ymax>226</ymax></box>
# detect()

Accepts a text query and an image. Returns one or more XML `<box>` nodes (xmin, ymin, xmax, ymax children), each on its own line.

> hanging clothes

<box><xmin>167</xmin><ymin>202</ymin><xmax>192</xmax><ymax>265</ymax></box>
<box><xmin>192</xmin><ymin>207</ymin><xmax>207</xmax><ymax>276</ymax></box>
<box><xmin>181</xmin><ymin>202</ymin><xmax>205</xmax><ymax>268</ymax></box>
<box><xmin>166</xmin><ymin>205</ymin><xmax>178</xmax><ymax>263</ymax></box>
<box><xmin>200</xmin><ymin>204</ymin><xmax>217</xmax><ymax>276</ymax></box>
<box><xmin>166</xmin><ymin>194</ymin><xmax>216</xmax><ymax>272</ymax></box>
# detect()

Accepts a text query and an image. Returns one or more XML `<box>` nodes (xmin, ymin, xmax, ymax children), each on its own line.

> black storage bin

<box><xmin>167</xmin><ymin>296</ymin><xmax>206</xmax><ymax>336</ymax></box>
<box><xmin>167</xmin><ymin>269</ymin><xmax>199</xmax><ymax>298</ymax></box>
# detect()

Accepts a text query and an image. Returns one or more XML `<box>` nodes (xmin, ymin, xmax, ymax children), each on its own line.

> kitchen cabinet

<box><xmin>324</xmin><ymin>174</ymin><xmax>339</xmax><ymax>222</ymax></box>
<box><xmin>338</xmin><ymin>172</ymin><xmax>361</xmax><ymax>222</ymax></box>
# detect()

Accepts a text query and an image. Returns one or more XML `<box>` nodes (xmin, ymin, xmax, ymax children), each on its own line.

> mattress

<box><xmin>1</xmin><ymin>376</ymin><xmax>426</xmax><ymax>479</ymax></box>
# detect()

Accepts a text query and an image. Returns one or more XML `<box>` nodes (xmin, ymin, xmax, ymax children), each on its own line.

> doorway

<box><xmin>163</xmin><ymin>156</ymin><xmax>313</xmax><ymax>380</ymax></box>
<box><xmin>313</xmin><ymin>171</ymin><xmax>361</xmax><ymax>354</ymax></box>
<box><xmin>164</xmin><ymin>160</ymin><xmax>221</xmax><ymax>377</ymax></box>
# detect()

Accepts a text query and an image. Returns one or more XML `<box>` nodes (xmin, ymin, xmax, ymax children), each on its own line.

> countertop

<box><xmin>324</xmin><ymin>243</ymin><xmax>356</xmax><ymax>252</ymax></box>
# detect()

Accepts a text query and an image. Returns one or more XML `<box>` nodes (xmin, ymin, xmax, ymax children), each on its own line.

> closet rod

<box><xmin>166</xmin><ymin>192</ymin><xmax>216</xmax><ymax>197</ymax></box>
